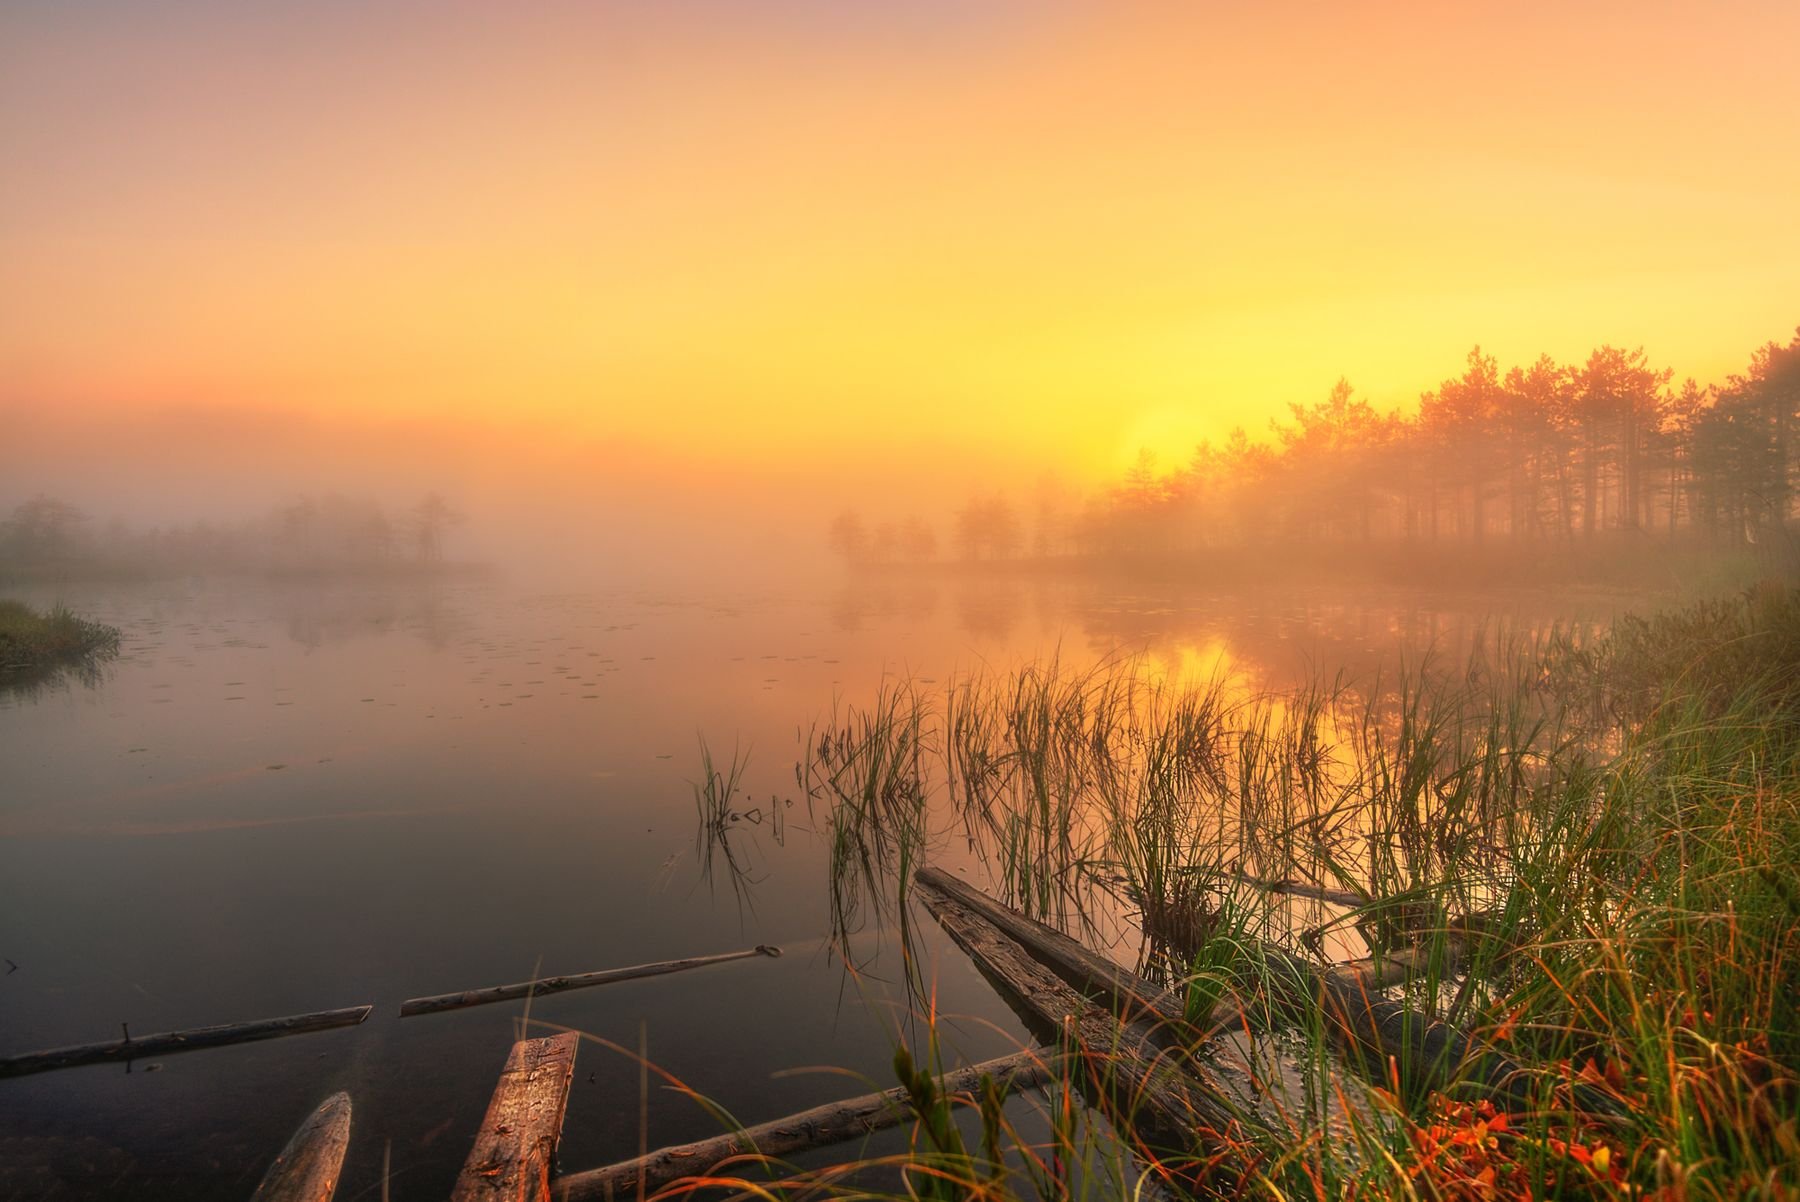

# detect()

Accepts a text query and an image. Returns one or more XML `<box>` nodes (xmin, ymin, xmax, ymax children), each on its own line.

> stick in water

<box><xmin>398</xmin><ymin>945</ymin><xmax>783</xmax><ymax>1018</ymax></box>
<box><xmin>551</xmin><ymin>1049</ymin><xmax>1051</xmax><ymax>1202</ymax></box>
<box><xmin>0</xmin><ymin>1006</ymin><xmax>374</xmax><ymax>1079</ymax></box>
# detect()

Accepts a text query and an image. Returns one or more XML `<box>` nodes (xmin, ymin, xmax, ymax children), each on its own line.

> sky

<box><xmin>3</xmin><ymin>0</ymin><xmax>1798</xmax><ymax>525</ymax></box>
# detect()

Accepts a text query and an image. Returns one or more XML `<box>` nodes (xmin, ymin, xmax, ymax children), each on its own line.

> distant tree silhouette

<box><xmin>955</xmin><ymin>494</ymin><xmax>1023</xmax><ymax>561</ymax></box>
<box><xmin>410</xmin><ymin>493</ymin><xmax>464</xmax><ymax>563</ymax></box>
<box><xmin>898</xmin><ymin>517</ymin><xmax>938</xmax><ymax>563</ymax></box>
<box><xmin>2</xmin><ymin>495</ymin><xmax>89</xmax><ymax>560</ymax></box>
<box><xmin>1275</xmin><ymin>378</ymin><xmax>1393</xmax><ymax>544</ymax></box>
<box><xmin>827</xmin><ymin>509</ymin><xmax>869</xmax><ymax>565</ymax></box>
<box><xmin>1068</xmin><ymin>328</ymin><xmax>1799</xmax><ymax>563</ymax></box>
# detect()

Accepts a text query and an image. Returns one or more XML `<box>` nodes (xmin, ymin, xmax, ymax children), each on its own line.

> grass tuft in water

<box><xmin>0</xmin><ymin>598</ymin><xmax>121</xmax><ymax>692</ymax></box>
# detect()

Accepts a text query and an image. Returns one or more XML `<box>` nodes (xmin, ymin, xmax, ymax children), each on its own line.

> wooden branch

<box><xmin>1229</xmin><ymin>870</ymin><xmax>1366</xmax><ymax>909</ymax></box>
<box><xmin>451</xmin><ymin>1033</ymin><xmax>580</xmax><ymax>1202</ymax></box>
<box><xmin>251</xmin><ymin>1091</ymin><xmax>353</xmax><ymax>1202</ymax></box>
<box><xmin>551</xmin><ymin>1051</ymin><xmax>1049</xmax><ymax>1202</ymax></box>
<box><xmin>400</xmin><ymin>946</ymin><xmax>782</xmax><ymax>1018</ymax></box>
<box><xmin>0</xmin><ymin>1005</ymin><xmax>373</xmax><ymax>1079</ymax></box>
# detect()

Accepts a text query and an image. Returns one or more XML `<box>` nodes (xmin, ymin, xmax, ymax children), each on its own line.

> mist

<box><xmin>5</xmin><ymin>3</ymin><xmax>1800</xmax><ymax>1200</ymax></box>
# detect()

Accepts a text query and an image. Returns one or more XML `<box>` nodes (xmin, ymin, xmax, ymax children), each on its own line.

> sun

<box><xmin>1113</xmin><ymin>405</ymin><xmax>1218</xmax><ymax>477</ymax></box>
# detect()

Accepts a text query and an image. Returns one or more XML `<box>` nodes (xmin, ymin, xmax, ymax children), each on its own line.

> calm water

<box><xmin>0</xmin><ymin>572</ymin><xmax>1632</xmax><ymax>1199</ymax></box>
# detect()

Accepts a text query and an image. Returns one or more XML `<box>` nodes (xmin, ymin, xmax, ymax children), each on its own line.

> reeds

<box><xmin>759</xmin><ymin>585</ymin><xmax>1800</xmax><ymax>1199</ymax></box>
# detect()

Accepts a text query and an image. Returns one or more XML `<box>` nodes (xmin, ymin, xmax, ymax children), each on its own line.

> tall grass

<box><xmin>764</xmin><ymin>586</ymin><xmax>1800</xmax><ymax>1199</ymax></box>
<box><xmin>800</xmin><ymin>678</ymin><xmax>935</xmax><ymax>954</ymax></box>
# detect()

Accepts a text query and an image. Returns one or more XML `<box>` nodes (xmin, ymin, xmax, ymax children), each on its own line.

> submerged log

<box><xmin>250</xmin><ymin>1091</ymin><xmax>353</xmax><ymax>1202</ymax></box>
<box><xmin>918</xmin><ymin>868</ymin><xmax>1620</xmax><ymax>1121</ymax></box>
<box><xmin>451</xmin><ymin>1032</ymin><xmax>580</xmax><ymax>1202</ymax></box>
<box><xmin>400</xmin><ymin>946</ymin><xmax>782</xmax><ymax>1018</ymax></box>
<box><xmin>917</xmin><ymin>881</ymin><xmax>1260</xmax><ymax>1192</ymax></box>
<box><xmin>913</xmin><ymin>868</ymin><xmax>1191</xmax><ymax>1032</ymax></box>
<box><xmin>551</xmin><ymin>1051</ymin><xmax>1049</xmax><ymax>1202</ymax></box>
<box><xmin>0</xmin><ymin>1005</ymin><xmax>373</xmax><ymax>1079</ymax></box>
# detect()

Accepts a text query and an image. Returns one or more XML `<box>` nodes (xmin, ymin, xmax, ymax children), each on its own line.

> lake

<box><xmin>0</xmin><ymin>571</ymin><xmax>1636</xmax><ymax>1199</ymax></box>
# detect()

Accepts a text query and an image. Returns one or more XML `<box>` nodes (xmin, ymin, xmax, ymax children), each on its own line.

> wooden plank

<box><xmin>251</xmin><ymin>1091</ymin><xmax>353</xmax><ymax>1202</ymax></box>
<box><xmin>916</xmin><ymin>884</ymin><xmax>1260</xmax><ymax>1193</ymax></box>
<box><xmin>451</xmin><ymin>1033</ymin><xmax>580</xmax><ymax>1202</ymax></box>
<box><xmin>0</xmin><ymin>1005</ymin><xmax>373</xmax><ymax>1079</ymax></box>
<box><xmin>400</xmin><ymin>946</ymin><xmax>781</xmax><ymax>1018</ymax></box>
<box><xmin>918</xmin><ymin>869</ymin><xmax>1624</xmax><ymax>1122</ymax></box>
<box><xmin>917</xmin><ymin>866</ymin><xmax>1471</xmax><ymax>1091</ymax></box>
<box><xmin>914</xmin><ymin>867</ymin><xmax>1192</xmax><ymax>1032</ymax></box>
<box><xmin>551</xmin><ymin>1051</ymin><xmax>1049</xmax><ymax>1202</ymax></box>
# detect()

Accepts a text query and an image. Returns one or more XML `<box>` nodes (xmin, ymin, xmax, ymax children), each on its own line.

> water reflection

<box><xmin>0</xmin><ymin>650</ymin><xmax>116</xmax><ymax>704</ymax></box>
<box><xmin>0</xmin><ymin>570</ymin><xmax>1645</xmax><ymax>1200</ymax></box>
<box><xmin>830</xmin><ymin>572</ymin><xmax>1629</xmax><ymax>689</ymax></box>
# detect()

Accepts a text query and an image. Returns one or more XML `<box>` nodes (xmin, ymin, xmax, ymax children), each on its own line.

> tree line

<box><xmin>1091</xmin><ymin>331</ymin><xmax>1798</xmax><ymax>557</ymax></box>
<box><xmin>829</xmin><ymin>328</ymin><xmax>1799</xmax><ymax>568</ymax></box>
<box><xmin>0</xmin><ymin>492</ymin><xmax>466</xmax><ymax>575</ymax></box>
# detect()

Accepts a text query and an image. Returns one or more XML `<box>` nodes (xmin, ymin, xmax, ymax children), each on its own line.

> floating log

<box><xmin>916</xmin><ymin>879</ymin><xmax>1259</xmax><ymax>1192</ymax></box>
<box><xmin>0</xmin><ymin>1005</ymin><xmax>373</xmax><ymax>1079</ymax></box>
<box><xmin>251</xmin><ymin>1091</ymin><xmax>353</xmax><ymax>1202</ymax></box>
<box><xmin>400</xmin><ymin>946</ymin><xmax>782</xmax><ymax>1018</ymax></box>
<box><xmin>916</xmin><ymin>868</ymin><xmax>1220</xmax><ymax>1040</ymax></box>
<box><xmin>551</xmin><ymin>1050</ymin><xmax>1049</xmax><ymax>1202</ymax></box>
<box><xmin>918</xmin><ymin>868</ymin><xmax>1622</xmax><ymax>1122</ymax></box>
<box><xmin>919</xmin><ymin>870</ymin><xmax>1477</xmax><ymax>1096</ymax></box>
<box><xmin>451</xmin><ymin>1032</ymin><xmax>580</xmax><ymax>1202</ymax></box>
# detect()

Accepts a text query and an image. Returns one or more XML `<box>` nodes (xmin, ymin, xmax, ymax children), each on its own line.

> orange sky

<box><xmin>3</xmin><ymin>0</ymin><xmax>1797</xmax><ymax>495</ymax></box>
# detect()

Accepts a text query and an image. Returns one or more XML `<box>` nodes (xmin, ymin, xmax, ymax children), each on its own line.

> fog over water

<box><xmin>3</xmin><ymin>1</ymin><xmax>1796</xmax><ymax>1196</ymax></box>
<box><xmin>0</xmin><ymin>557</ymin><xmax>1638</xmax><ymax>1198</ymax></box>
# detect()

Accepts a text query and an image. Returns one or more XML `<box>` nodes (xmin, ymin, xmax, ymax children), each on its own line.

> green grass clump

<box><xmin>0</xmin><ymin>598</ymin><xmax>120</xmax><ymax>686</ymax></box>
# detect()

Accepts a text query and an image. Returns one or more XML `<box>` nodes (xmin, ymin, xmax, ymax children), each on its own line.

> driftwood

<box><xmin>551</xmin><ymin>1051</ymin><xmax>1049</xmax><ymax>1202</ymax></box>
<box><xmin>918</xmin><ymin>868</ymin><xmax>1530</xmax><ymax>1106</ymax></box>
<box><xmin>915</xmin><ymin>869</ymin><xmax>1193</xmax><ymax>1034</ymax></box>
<box><xmin>451</xmin><ymin>1032</ymin><xmax>580</xmax><ymax>1202</ymax></box>
<box><xmin>919</xmin><ymin>869</ymin><xmax>1622</xmax><ymax>1122</ymax></box>
<box><xmin>0</xmin><ymin>1005</ymin><xmax>373</xmax><ymax>1079</ymax></box>
<box><xmin>916</xmin><ymin>879</ymin><xmax>1259</xmax><ymax>1192</ymax></box>
<box><xmin>251</xmin><ymin>1091</ymin><xmax>353</xmax><ymax>1202</ymax></box>
<box><xmin>401</xmin><ymin>946</ymin><xmax>782</xmax><ymax>1018</ymax></box>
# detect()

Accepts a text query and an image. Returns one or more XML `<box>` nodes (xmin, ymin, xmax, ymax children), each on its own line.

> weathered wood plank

<box><xmin>918</xmin><ymin>866</ymin><xmax>1469</xmax><ymax>1085</ymax></box>
<box><xmin>400</xmin><ymin>946</ymin><xmax>781</xmax><ymax>1018</ymax></box>
<box><xmin>0</xmin><ymin>1005</ymin><xmax>373</xmax><ymax>1079</ymax></box>
<box><xmin>917</xmin><ymin>883</ymin><xmax>1259</xmax><ymax>1193</ymax></box>
<box><xmin>550</xmin><ymin>1051</ymin><xmax>1049</xmax><ymax>1202</ymax></box>
<box><xmin>251</xmin><ymin>1091</ymin><xmax>353</xmax><ymax>1202</ymax></box>
<box><xmin>919</xmin><ymin>868</ymin><xmax>1622</xmax><ymax>1122</ymax></box>
<box><xmin>451</xmin><ymin>1033</ymin><xmax>580</xmax><ymax>1202</ymax></box>
<box><xmin>915</xmin><ymin>867</ymin><xmax>1191</xmax><ymax>1031</ymax></box>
